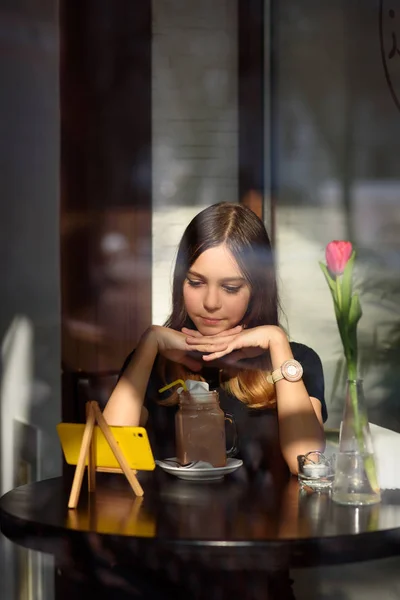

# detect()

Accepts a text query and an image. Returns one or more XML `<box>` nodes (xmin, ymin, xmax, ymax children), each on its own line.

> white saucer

<box><xmin>156</xmin><ymin>457</ymin><xmax>243</xmax><ymax>481</ymax></box>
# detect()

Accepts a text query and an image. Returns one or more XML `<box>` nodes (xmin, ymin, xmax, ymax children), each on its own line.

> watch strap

<box><xmin>268</xmin><ymin>367</ymin><xmax>285</xmax><ymax>384</ymax></box>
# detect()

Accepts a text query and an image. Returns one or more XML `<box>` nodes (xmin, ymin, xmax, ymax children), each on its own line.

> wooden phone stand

<box><xmin>68</xmin><ymin>401</ymin><xmax>144</xmax><ymax>509</ymax></box>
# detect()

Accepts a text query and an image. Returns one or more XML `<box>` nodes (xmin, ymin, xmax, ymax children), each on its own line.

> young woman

<box><xmin>103</xmin><ymin>202</ymin><xmax>326</xmax><ymax>476</ymax></box>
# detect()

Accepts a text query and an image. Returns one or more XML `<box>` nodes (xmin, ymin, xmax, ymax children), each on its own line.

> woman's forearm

<box><xmin>268</xmin><ymin>328</ymin><xmax>325</xmax><ymax>474</ymax></box>
<box><xmin>103</xmin><ymin>328</ymin><xmax>158</xmax><ymax>426</ymax></box>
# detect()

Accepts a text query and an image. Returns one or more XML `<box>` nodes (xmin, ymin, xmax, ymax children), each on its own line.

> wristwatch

<box><xmin>267</xmin><ymin>359</ymin><xmax>303</xmax><ymax>384</ymax></box>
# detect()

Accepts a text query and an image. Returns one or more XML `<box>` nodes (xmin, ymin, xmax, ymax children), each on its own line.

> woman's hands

<box><xmin>148</xmin><ymin>323</ymin><xmax>290</xmax><ymax>372</ymax></box>
<box><xmin>149</xmin><ymin>325</ymin><xmax>204</xmax><ymax>371</ymax></box>
<box><xmin>182</xmin><ymin>324</ymin><xmax>288</xmax><ymax>363</ymax></box>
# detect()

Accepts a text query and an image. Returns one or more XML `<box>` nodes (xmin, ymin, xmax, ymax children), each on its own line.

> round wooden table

<box><xmin>1</xmin><ymin>471</ymin><xmax>400</xmax><ymax>599</ymax></box>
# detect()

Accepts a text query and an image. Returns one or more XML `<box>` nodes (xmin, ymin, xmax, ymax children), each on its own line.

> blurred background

<box><xmin>1</xmin><ymin>0</ymin><xmax>400</xmax><ymax>598</ymax></box>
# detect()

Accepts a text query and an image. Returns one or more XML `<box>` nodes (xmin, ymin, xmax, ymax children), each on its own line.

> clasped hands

<box><xmin>153</xmin><ymin>324</ymin><xmax>287</xmax><ymax>372</ymax></box>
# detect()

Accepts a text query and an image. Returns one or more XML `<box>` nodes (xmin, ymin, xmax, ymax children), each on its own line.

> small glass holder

<box><xmin>297</xmin><ymin>451</ymin><xmax>335</xmax><ymax>491</ymax></box>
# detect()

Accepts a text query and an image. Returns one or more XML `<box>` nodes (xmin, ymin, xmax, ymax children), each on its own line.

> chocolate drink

<box><xmin>175</xmin><ymin>391</ymin><xmax>227</xmax><ymax>467</ymax></box>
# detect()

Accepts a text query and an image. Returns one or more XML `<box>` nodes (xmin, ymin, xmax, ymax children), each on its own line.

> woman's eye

<box><xmin>223</xmin><ymin>286</ymin><xmax>242</xmax><ymax>294</ymax></box>
<box><xmin>187</xmin><ymin>279</ymin><xmax>202</xmax><ymax>287</ymax></box>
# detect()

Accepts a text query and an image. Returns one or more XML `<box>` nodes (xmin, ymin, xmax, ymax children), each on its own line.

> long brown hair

<box><xmin>159</xmin><ymin>202</ymin><xmax>280</xmax><ymax>408</ymax></box>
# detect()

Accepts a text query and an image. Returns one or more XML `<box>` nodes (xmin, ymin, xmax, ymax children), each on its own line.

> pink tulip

<box><xmin>325</xmin><ymin>241</ymin><xmax>353</xmax><ymax>275</ymax></box>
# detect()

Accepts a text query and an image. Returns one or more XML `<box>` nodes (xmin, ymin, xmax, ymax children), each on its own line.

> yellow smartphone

<box><xmin>57</xmin><ymin>423</ymin><xmax>156</xmax><ymax>471</ymax></box>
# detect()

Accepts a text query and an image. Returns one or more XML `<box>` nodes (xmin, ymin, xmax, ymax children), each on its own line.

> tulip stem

<box><xmin>336</xmin><ymin>277</ymin><xmax>342</xmax><ymax>310</ymax></box>
<box><xmin>346</xmin><ymin>375</ymin><xmax>379</xmax><ymax>493</ymax></box>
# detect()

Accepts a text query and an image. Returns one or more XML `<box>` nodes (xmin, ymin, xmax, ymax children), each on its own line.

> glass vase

<box><xmin>332</xmin><ymin>379</ymin><xmax>381</xmax><ymax>506</ymax></box>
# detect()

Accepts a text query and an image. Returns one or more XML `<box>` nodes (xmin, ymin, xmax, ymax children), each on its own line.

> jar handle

<box><xmin>224</xmin><ymin>413</ymin><xmax>238</xmax><ymax>457</ymax></box>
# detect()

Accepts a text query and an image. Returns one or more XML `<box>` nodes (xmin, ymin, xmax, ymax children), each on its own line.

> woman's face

<box><xmin>183</xmin><ymin>244</ymin><xmax>251</xmax><ymax>335</ymax></box>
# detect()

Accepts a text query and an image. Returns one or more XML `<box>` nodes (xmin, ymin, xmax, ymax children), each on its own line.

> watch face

<box><xmin>282</xmin><ymin>359</ymin><xmax>303</xmax><ymax>382</ymax></box>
